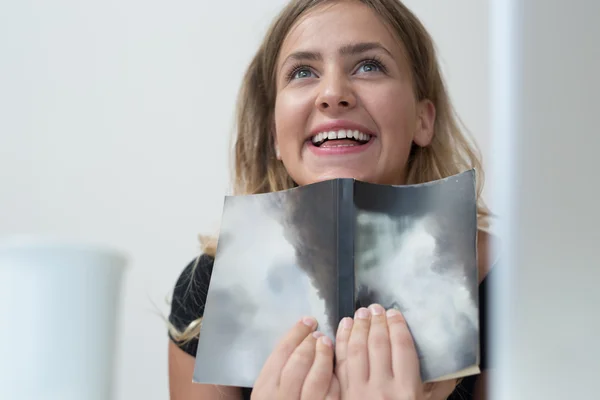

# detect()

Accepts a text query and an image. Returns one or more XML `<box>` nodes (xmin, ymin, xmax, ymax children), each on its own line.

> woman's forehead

<box><xmin>278</xmin><ymin>2</ymin><xmax>405</xmax><ymax>63</ymax></box>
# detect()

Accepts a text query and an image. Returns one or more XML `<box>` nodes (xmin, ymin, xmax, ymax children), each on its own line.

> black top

<box><xmin>169</xmin><ymin>254</ymin><xmax>494</xmax><ymax>400</ymax></box>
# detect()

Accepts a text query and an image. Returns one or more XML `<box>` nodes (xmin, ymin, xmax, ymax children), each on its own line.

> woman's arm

<box><xmin>472</xmin><ymin>370</ymin><xmax>489</xmax><ymax>400</ymax></box>
<box><xmin>168</xmin><ymin>341</ymin><xmax>243</xmax><ymax>400</ymax></box>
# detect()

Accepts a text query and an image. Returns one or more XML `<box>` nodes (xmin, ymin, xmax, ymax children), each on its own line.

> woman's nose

<box><xmin>315</xmin><ymin>74</ymin><xmax>356</xmax><ymax>112</ymax></box>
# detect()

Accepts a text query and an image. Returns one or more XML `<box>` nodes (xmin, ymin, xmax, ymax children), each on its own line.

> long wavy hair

<box><xmin>170</xmin><ymin>0</ymin><xmax>491</xmax><ymax>349</ymax></box>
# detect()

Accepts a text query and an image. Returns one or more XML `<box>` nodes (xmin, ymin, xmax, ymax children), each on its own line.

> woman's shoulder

<box><xmin>475</xmin><ymin>230</ymin><xmax>500</xmax><ymax>374</ymax></box>
<box><xmin>168</xmin><ymin>253</ymin><xmax>215</xmax><ymax>356</ymax></box>
<box><xmin>449</xmin><ymin>232</ymin><xmax>498</xmax><ymax>399</ymax></box>
<box><xmin>477</xmin><ymin>229</ymin><xmax>499</xmax><ymax>283</ymax></box>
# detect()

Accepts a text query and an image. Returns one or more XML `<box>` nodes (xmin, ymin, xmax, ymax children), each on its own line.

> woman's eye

<box><xmin>292</xmin><ymin>68</ymin><xmax>314</xmax><ymax>80</ymax></box>
<box><xmin>357</xmin><ymin>62</ymin><xmax>382</xmax><ymax>74</ymax></box>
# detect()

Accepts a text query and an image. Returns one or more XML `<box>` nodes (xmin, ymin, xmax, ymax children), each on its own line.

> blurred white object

<box><xmin>0</xmin><ymin>237</ymin><xmax>128</xmax><ymax>400</ymax></box>
<box><xmin>490</xmin><ymin>0</ymin><xmax>600</xmax><ymax>399</ymax></box>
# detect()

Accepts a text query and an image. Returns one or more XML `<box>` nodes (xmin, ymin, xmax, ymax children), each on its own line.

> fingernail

<box><xmin>338</xmin><ymin>317</ymin><xmax>351</xmax><ymax>331</ymax></box>
<box><xmin>321</xmin><ymin>336</ymin><xmax>333</xmax><ymax>348</ymax></box>
<box><xmin>386</xmin><ymin>309</ymin><xmax>401</xmax><ymax>318</ymax></box>
<box><xmin>369</xmin><ymin>304</ymin><xmax>385</xmax><ymax>316</ymax></box>
<box><xmin>342</xmin><ymin>317</ymin><xmax>353</xmax><ymax>330</ymax></box>
<box><xmin>312</xmin><ymin>331</ymin><xmax>324</xmax><ymax>339</ymax></box>
<box><xmin>355</xmin><ymin>308</ymin><xmax>370</xmax><ymax>319</ymax></box>
<box><xmin>302</xmin><ymin>317</ymin><xmax>317</xmax><ymax>328</ymax></box>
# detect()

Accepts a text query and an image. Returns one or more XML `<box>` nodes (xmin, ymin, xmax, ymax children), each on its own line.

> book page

<box><xmin>193</xmin><ymin>180</ymin><xmax>339</xmax><ymax>387</ymax></box>
<box><xmin>353</xmin><ymin>170</ymin><xmax>480</xmax><ymax>382</ymax></box>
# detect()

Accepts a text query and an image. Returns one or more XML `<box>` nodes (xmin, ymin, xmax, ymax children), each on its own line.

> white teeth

<box><xmin>311</xmin><ymin>129</ymin><xmax>372</xmax><ymax>145</ymax></box>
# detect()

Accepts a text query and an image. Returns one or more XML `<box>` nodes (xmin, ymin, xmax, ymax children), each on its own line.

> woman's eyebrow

<box><xmin>284</xmin><ymin>50</ymin><xmax>323</xmax><ymax>64</ymax></box>
<box><xmin>281</xmin><ymin>42</ymin><xmax>393</xmax><ymax>67</ymax></box>
<box><xmin>339</xmin><ymin>42</ymin><xmax>393</xmax><ymax>58</ymax></box>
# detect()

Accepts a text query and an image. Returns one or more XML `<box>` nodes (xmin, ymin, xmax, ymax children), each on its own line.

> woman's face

<box><xmin>274</xmin><ymin>1</ymin><xmax>435</xmax><ymax>186</ymax></box>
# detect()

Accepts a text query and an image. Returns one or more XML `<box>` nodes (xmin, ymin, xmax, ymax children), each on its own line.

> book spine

<box><xmin>336</xmin><ymin>179</ymin><xmax>355</xmax><ymax>321</ymax></box>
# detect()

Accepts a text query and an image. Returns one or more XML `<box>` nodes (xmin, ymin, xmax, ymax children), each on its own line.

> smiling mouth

<box><xmin>310</xmin><ymin>129</ymin><xmax>373</xmax><ymax>147</ymax></box>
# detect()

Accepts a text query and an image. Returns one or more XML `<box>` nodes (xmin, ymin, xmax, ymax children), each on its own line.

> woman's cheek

<box><xmin>275</xmin><ymin>90</ymin><xmax>314</xmax><ymax>136</ymax></box>
<box><xmin>362</xmin><ymin>86</ymin><xmax>415</xmax><ymax>133</ymax></box>
<box><xmin>274</xmin><ymin>91</ymin><xmax>313</xmax><ymax>156</ymax></box>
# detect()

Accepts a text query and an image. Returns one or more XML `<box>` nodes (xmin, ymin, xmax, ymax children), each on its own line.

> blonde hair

<box><xmin>170</xmin><ymin>0</ymin><xmax>491</xmax><ymax>349</ymax></box>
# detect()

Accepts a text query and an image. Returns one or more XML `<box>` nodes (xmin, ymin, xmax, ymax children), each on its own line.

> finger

<box><xmin>334</xmin><ymin>316</ymin><xmax>353</xmax><ymax>389</ymax></box>
<box><xmin>255</xmin><ymin>317</ymin><xmax>317</xmax><ymax>388</ymax></box>
<box><xmin>325</xmin><ymin>374</ymin><xmax>341</xmax><ymax>400</ymax></box>
<box><xmin>301</xmin><ymin>334</ymin><xmax>335</xmax><ymax>400</ymax></box>
<box><xmin>347</xmin><ymin>307</ymin><xmax>370</xmax><ymax>383</ymax></box>
<box><xmin>387</xmin><ymin>309</ymin><xmax>420</xmax><ymax>384</ymax></box>
<box><xmin>368</xmin><ymin>304</ymin><xmax>393</xmax><ymax>381</ymax></box>
<box><xmin>279</xmin><ymin>330</ymin><xmax>319</xmax><ymax>397</ymax></box>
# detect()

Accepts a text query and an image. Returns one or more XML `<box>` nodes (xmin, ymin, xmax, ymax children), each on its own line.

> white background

<box><xmin>2</xmin><ymin>1</ymin><xmax>492</xmax><ymax>399</ymax></box>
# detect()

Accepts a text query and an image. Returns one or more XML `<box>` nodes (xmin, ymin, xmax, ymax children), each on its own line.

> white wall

<box><xmin>0</xmin><ymin>1</ymin><xmax>490</xmax><ymax>399</ymax></box>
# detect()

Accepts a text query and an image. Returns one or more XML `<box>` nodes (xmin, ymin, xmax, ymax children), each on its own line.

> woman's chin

<box><xmin>294</xmin><ymin>168</ymin><xmax>406</xmax><ymax>187</ymax></box>
<box><xmin>301</xmin><ymin>169</ymin><xmax>374</xmax><ymax>185</ymax></box>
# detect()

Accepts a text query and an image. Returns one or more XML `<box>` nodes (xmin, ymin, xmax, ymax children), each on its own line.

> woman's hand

<box><xmin>251</xmin><ymin>317</ymin><xmax>340</xmax><ymax>400</ymax></box>
<box><xmin>335</xmin><ymin>304</ymin><xmax>457</xmax><ymax>400</ymax></box>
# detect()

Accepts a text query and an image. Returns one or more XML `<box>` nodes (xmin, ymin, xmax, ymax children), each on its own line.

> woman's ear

<box><xmin>275</xmin><ymin>142</ymin><xmax>281</xmax><ymax>160</ymax></box>
<box><xmin>272</xmin><ymin>121</ymin><xmax>282</xmax><ymax>160</ymax></box>
<box><xmin>413</xmin><ymin>99</ymin><xmax>436</xmax><ymax>147</ymax></box>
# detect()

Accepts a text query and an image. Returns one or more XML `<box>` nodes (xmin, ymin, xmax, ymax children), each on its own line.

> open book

<box><xmin>194</xmin><ymin>170</ymin><xmax>480</xmax><ymax>387</ymax></box>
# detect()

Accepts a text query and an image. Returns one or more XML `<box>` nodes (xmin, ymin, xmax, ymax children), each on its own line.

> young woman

<box><xmin>168</xmin><ymin>0</ymin><xmax>495</xmax><ymax>399</ymax></box>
